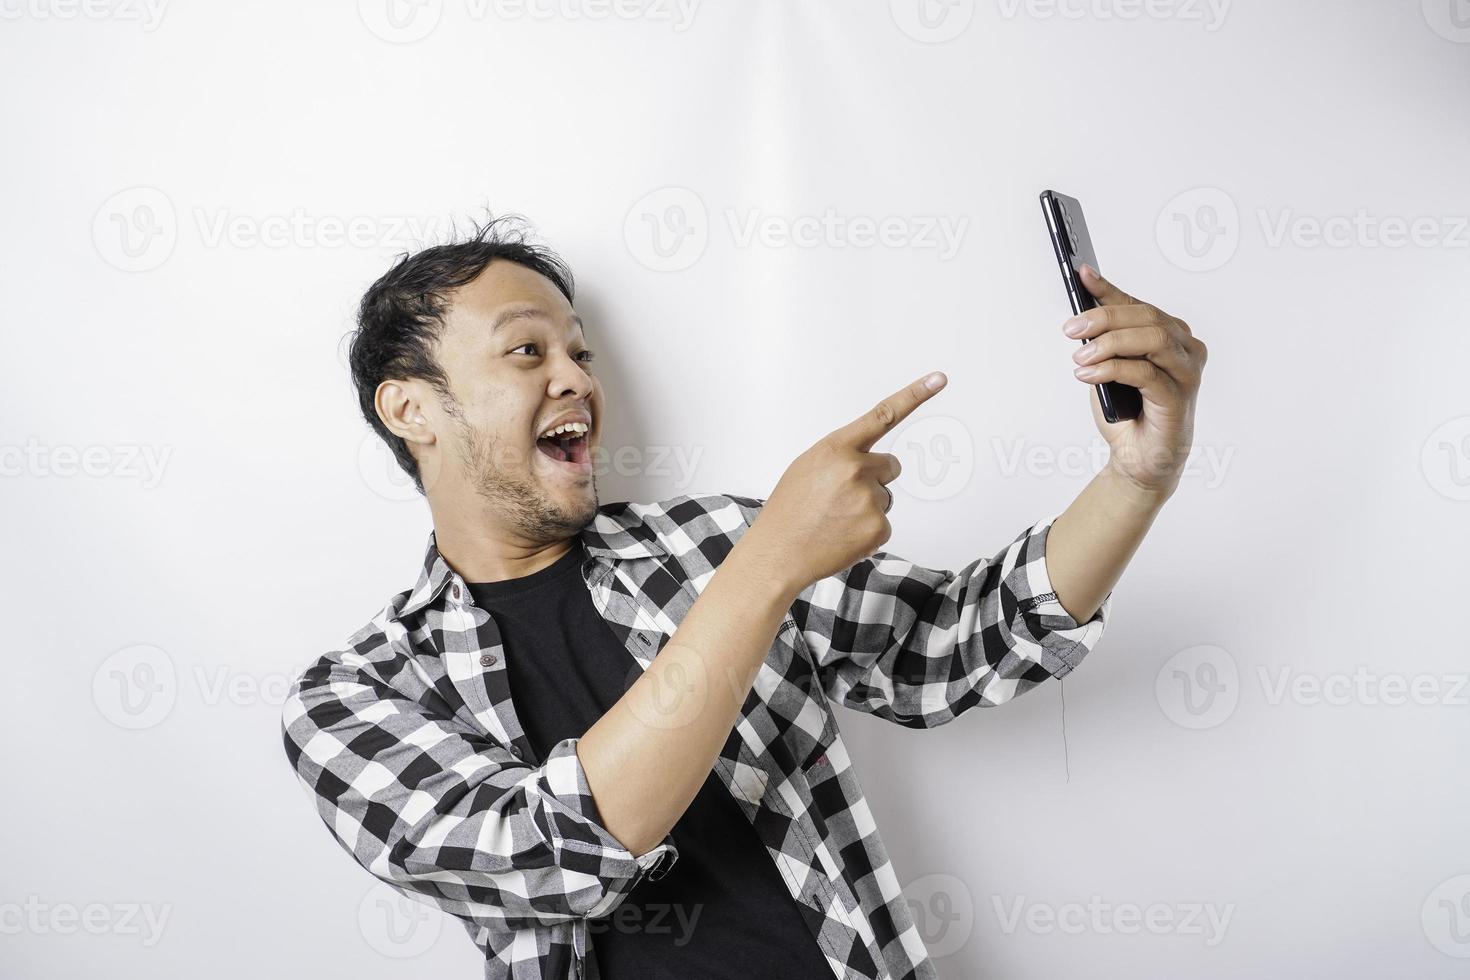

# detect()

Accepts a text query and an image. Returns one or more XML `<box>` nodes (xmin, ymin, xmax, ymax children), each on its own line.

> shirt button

<box><xmin>480</xmin><ymin>653</ymin><xmax>497</xmax><ymax>667</ymax></box>
<box><xmin>452</xmin><ymin>584</ymin><xmax>461</xmax><ymax>599</ymax></box>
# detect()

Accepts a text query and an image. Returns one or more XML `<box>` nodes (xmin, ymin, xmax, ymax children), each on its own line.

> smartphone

<box><xmin>1039</xmin><ymin>190</ymin><xmax>1142</xmax><ymax>423</ymax></box>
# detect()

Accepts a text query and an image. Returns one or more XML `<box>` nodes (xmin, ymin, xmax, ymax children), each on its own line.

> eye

<box><xmin>511</xmin><ymin>343</ymin><xmax>596</xmax><ymax>366</ymax></box>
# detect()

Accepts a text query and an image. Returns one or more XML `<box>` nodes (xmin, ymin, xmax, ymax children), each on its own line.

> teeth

<box><xmin>539</xmin><ymin>421</ymin><xmax>589</xmax><ymax>440</ymax></box>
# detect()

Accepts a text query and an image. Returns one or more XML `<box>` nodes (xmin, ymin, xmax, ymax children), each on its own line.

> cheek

<box><xmin>471</xmin><ymin>387</ymin><xmax>536</xmax><ymax>439</ymax></box>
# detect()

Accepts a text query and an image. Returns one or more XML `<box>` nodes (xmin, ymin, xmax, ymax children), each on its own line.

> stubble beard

<box><xmin>454</xmin><ymin>412</ymin><xmax>598</xmax><ymax>541</ymax></box>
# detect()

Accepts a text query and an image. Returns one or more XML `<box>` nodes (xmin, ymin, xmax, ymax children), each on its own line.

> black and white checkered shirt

<box><xmin>281</xmin><ymin>493</ymin><xmax>1110</xmax><ymax>979</ymax></box>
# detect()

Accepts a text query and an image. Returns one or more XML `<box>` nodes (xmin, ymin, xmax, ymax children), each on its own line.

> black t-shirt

<box><xmin>467</xmin><ymin>539</ymin><xmax>833</xmax><ymax>980</ymax></box>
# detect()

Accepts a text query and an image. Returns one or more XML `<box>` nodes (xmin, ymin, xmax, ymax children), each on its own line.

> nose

<box><xmin>548</xmin><ymin>350</ymin><xmax>594</xmax><ymax>400</ymax></box>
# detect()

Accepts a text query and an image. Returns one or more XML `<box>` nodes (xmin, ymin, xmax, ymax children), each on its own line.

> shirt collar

<box><xmin>399</xmin><ymin>505</ymin><xmax>666</xmax><ymax>619</ymax></box>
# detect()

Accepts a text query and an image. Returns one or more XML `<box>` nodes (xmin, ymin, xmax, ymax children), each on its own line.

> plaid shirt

<box><xmin>281</xmin><ymin>493</ymin><xmax>1110</xmax><ymax>980</ymax></box>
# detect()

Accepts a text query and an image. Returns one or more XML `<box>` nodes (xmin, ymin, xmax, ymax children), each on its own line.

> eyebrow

<box><xmin>490</xmin><ymin>306</ymin><xmax>585</xmax><ymax>337</ymax></box>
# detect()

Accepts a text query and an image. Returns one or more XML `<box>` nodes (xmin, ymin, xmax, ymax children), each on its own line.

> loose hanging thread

<box><xmin>1060</xmin><ymin>676</ymin><xmax>1070</xmax><ymax>783</ymax></box>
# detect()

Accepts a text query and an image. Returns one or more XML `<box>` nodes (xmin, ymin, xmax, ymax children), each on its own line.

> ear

<box><xmin>376</xmin><ymin>379</ymin><xmax>435</xmax><ymax>447</ymax></box>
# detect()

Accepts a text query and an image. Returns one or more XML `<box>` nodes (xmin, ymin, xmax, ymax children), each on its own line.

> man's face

<box><xmin>423</xmin><ymin>259</ymin><xmax>604</xmax><ymax>541</ymax></box>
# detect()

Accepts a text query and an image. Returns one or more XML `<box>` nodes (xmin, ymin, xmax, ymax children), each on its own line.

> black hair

<box><xmin>347</xmin><ymin>212</ymin><xmax>576</xmax><ymax>495</ymax></box>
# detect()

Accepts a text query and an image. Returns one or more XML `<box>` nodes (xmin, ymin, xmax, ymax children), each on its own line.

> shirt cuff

<box><xmin>537</xmin><ymin>738</ymin><xmax>680</xmax><ymax>915</ymax></box>
<box><xmin>1012</xmin><ymin>512</ymin><xmax>1111</xmax><ymax>678</ymax></box>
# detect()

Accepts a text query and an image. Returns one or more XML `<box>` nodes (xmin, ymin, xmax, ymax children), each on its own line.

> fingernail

<box><xmin>924</xmin><ymin>371</ymin><xmax>946</xmax><ymax>391</ymax></box>
<box><xmin>1064</xmin><ymin>316</ymin><xmax>1087</xmax><ymax>336</ymax></box>
<box><xmin>1082</xmin><ymin>263</ymin><xmax>1099</xmax><ymax>279</ymax></box>
<box><xmin>1075</xmin><ymin>365</ymin><xmax>1098</xmax><ymax>379</ymax></box>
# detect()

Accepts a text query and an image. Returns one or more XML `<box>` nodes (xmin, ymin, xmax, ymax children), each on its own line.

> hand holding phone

<box><xmin>1039</xmin><ymin>190</ymin><xmax>1143</xmax><ymax>423</ymax></box>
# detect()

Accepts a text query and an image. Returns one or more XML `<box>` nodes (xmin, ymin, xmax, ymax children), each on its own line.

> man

<box><xmin>280</xmin><ymin>215</ymin><xmax>1206</xmax><ymax>980</ymax></box>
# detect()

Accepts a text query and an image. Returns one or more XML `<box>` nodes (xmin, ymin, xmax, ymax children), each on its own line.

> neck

<box><xmin>427</xmin><ymin>492</ymin><xmax>578</xmax><ymax>584</ymax></box>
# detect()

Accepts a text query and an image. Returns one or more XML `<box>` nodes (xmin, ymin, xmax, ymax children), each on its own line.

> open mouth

<box><xmin>536</xmin><ymin>431</ymin><xmax>591</xmax><ymax>468</ymax></box>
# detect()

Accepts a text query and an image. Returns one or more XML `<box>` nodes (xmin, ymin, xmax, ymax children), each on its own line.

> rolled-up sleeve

<box><xmin>781</xmin><ymin>507</ymin><xmax>1110</xmax><ymax>729</ymax></box>
<box><xmin>280</xmin><ymin>655</ymin><xmax>678</xmax><ymax>930</ymax></box>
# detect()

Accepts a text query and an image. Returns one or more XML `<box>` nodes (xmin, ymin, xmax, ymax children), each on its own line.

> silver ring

<box><xmin>881</xmin><ymin>485</ymin><xmax>894</xmax><ymax>514</ymax></box>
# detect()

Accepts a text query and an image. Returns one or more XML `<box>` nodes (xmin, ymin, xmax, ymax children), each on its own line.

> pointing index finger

<box><xmin>831</xmin><ymin>372</ymin><xmax>948</xmax><ymax>452</ymax></box>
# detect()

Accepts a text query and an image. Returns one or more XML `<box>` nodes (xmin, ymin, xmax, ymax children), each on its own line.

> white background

<box><xmin>4</xmin><ymin>1</ymin><xmax>1468</xmax><ymax>977</ymax></box>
